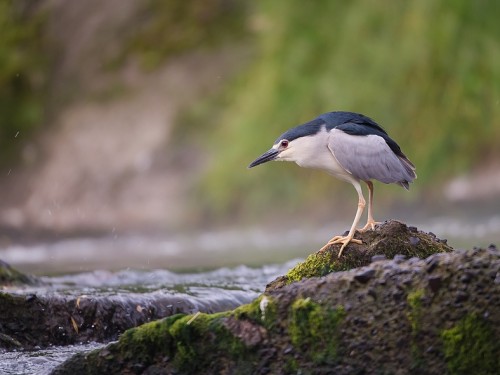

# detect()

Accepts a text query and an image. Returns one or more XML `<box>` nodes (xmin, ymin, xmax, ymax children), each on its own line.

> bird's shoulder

<box><xmin>319</xmin><ymin>111</ymin><xmax>388</xmax><ymax>136</ymax></box>
<box><xmin>321</xmin><ymin>112</ymin><xmax>404</xmax><ymax>157</ymax></box>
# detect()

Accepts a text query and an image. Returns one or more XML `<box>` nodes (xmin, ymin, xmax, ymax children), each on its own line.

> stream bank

<box><xmin>51</xmin><ymin>221</ymin><xmax>499</xmax><ymax>374</ymax></box>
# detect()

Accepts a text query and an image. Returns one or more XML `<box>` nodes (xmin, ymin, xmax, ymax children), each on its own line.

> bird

<box><xmin>248</xmin><ymin>111</ymin><xmax>416</xmax><ymax>257</ymax></box>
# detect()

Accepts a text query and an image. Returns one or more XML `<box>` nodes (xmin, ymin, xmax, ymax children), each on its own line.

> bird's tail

<box><xmin>397</xmin><ymin>153</ymin><xmax>417</xmax><ymax>190</ymax></box>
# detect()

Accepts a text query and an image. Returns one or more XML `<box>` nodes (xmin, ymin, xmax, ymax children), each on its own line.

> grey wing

<box><xmin>328</xmin><ymin>129</ymin><xmax>416</xmax><ymax>188</ymax></box>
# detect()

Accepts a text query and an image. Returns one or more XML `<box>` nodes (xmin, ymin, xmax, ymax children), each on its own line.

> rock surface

<box><xmin>266</xmin><ymin>220</ymin><xmax>452</xmax><ymax>291</ymax></box>
<box><xmin>51</xmin><ymin>223</ymin><xmax>499</xmax><ymax>375</ymax></box>
<box><xmin>0</xmin><ymin>260</ymin><xmax>253</xmax><ymax>350</ymax></box>
<box><xmin>0</xmin><ymin>290</ymin><xmax>250</xmax><ymax>350</ymax></box>
<box><xmin>0</xmin><ymin>259</ymin><xmax>39</xmax><ymax>286</ymax></box>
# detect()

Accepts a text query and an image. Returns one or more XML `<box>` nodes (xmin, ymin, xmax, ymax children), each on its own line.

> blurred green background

<box><xmin>1</xmin><ymin>0</ymin><xmax>499</xmax><ymax>233</ymax></box>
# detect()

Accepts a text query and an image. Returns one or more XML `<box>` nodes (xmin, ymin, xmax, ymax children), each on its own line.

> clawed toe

<box><xmin>358</xmin><ymin>221</ymin><xmax>381</xmax><ymax>233</ymax></box>
<box><xmin>329</xmin><ymin>237</ymin><xmax>362</xmax><ymax>245</ymax></box>
<box><xmin>319</xmin><ymin>235</ymin><xmax>363</xmax><ymax>257</ymax></box>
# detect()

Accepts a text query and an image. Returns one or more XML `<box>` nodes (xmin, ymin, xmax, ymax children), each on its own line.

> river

<box><xmin>0</xmin><ymin>214</ymin><xmax>499</xmax><ymax>374</ymax></box>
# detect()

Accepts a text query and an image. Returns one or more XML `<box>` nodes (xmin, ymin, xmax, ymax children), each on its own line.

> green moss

<box><xmin>406</xmin><ymin>289</ymin><xmax>425</xmax><ymax>369</ymax></box>
<box><xmin>441</xmin><ymin>314</ymin><xmax>499</xmax><ymax>375</ymax></box>
<box><xmin>233</xmin><ymin>294</ymin><xmax>277</xmax><ymax>330</ymax></box>
<box><xmin>286</xmin><ymin>252</ymin><xmax>335</xmax><ymax>283</ymax></box>
<box><xmin>406</xmin><ymin>289</ymin><xmax>424</xmax><ymax>332</ymax></box>
<box><xmin>285</xmin><ymin>248</ymin><xmax>375</xmax><ymax>284</ymax></box>
<box><xmin>282</xmin><ymin>221</ymin><xmax>452</xmax><ymax>286</ymax></box>
<box><xmin>118</xmin><ymin>311</ymin><xmax>245</xmax><ymax>372</ymax></box>
<box><xmin>118</xmin><ymin>313</ymin><xmax>183</xmax><ymax>364</ymax></box>
<box><xmin>284</xmin><ymin>357</ymin><xmax>299</xmax><ymax>373</ymax></box>
<box><xmin>105</xmin><ymin>299</ymin><xmax>276</xmax><ymax>374</ymax></box>
<box><xmin>288</xmin><ymin>297</ymin><xmax>346</xmax><ymax>365</ymax></box>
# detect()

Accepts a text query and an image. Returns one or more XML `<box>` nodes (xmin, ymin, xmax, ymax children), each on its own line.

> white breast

<box><xmin>290</xmin><ymin>127</ymin><xmax>354</xmax><ymax>182</ymax></box>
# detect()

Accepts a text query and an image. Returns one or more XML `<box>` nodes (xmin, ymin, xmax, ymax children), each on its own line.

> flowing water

<box><xmin>1</xmin><ymin>213</ymin><xmax>499</xmax><ymax>374</ymax></box>
<box><xmin>0</xmin><ymin>259</ymin><xmax>299</xmax><ymax>375</ymax></box>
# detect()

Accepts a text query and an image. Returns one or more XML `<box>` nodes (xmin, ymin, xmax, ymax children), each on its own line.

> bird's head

<box><xmin>248</xmin><ymin>117</ymin><xmax>325</xmax><ymax>169</ymax></box>
<box><xmin>248</xmin><ymin>138</ymin><xmax>294</xmax><ymax>168</ymax></box>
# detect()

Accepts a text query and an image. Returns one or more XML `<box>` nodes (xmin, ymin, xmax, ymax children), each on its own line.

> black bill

<box><xmin>248</xmin><ymin>148</ymin><xmax>279</xmax><ymax>168</ymax></box>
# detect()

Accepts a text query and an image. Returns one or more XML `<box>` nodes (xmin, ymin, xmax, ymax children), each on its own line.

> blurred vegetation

<box><xmin>0</xmin><ymin>1</ymin><xmax>47</xmax><ymax>165</ymax></box>
<box><xmin>0</xmin><ymin>0</ymin><xmax>248</xmax><ymax>165</ymax></box>
<box><xmin>116</xmin><ymin>0</ymin><xmax>249</xmax><ymax>70</ymax></box>
<box><xmin>193</xmin><ymin>0</ymin><xmax>500</xmax><ymax>221</ymax></box>
<box><xmin>1</xmin><ymin>0</ymin><xmax>499</xmax><ymax>225</ymax></box>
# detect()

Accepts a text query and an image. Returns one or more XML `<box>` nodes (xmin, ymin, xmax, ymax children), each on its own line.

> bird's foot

<box><xmin>357</xmin><ymin>220</ymin><xmax>382</xmax><ymax>233</ymax></box>
<box><xmin>319</xmin><ymin>235</ymin><xmax>362</xmax><ymax>257</ymax></box>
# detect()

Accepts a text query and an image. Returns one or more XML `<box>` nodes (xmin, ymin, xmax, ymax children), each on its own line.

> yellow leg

<box><xmin>319</xmin><ymin>180</ymin><xmax>365</xmax><ymax>257</ymax></box>
<box><xmin>358</xmin><ymin>181</ymin><xmax>381</xmax><ymax>232</ymax></box>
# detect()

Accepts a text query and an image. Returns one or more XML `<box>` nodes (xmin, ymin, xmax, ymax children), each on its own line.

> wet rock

<box><xmin>455</xmin><ymin>291</ymin><xmax>469</xmax><ymax>303</ymax></box>
<box><xmin>0</xmin><ymin>333</ymin><xmax>22</xmax><ymax>349</ymax></box>
<box><xmin>223</xmin><ymin>317</ymin><xmax>268</xmax><ymax>347</ymax></box>
<box><xmin>427</xmin><ymin>275</ymin><xmax>442</xmax><ymax>293</ymax></box>
<box><xmin>52</xmin><ymin>246</ymin><xmax>500</xmax><ymax>375</ymax></box>
<box><xmin>425</xmin><ymin>257</ymin><xmax>439</xmax><ymax>273</ymax></box>
<box><xmin>266</xmin><ymin>220</ymin><xmax>452</xmax><ymax>292</ymax></box>
<box><xmin>393</xmin><ymin>254</ymin><xmax>406</xmax><ymax>263</ymax></box>
<box><xmin>371</xmin><ymin>255</ymin><xmax>387</xmax><ymax>262</ymax></box>
<box><xmin>354</xmin><ymin>269</ymin><xmax>376</xmax><ymax>283</ymax></box>
<box><xmin>0</xmin><ymin>259</ymin><xmax>39</xmax><ymax>286</ymax></box>
<box><xmin>409</xmin><ymin>236</ymin><xmax>420</xmax><ymax>246</ymax></box>
<box><xmin>460</xmin><ymin>273</ymin><xmax>472</xmax><ymax>283</ymax></box>
<box><xmin>0</xmin><ymin>289</ymin><xmax>250</xmax><ymax>350</ymax></box>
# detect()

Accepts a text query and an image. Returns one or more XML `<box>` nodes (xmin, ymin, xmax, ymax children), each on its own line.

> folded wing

<box><xmin>328</xmin><ymin>128</ymin><xmax>416</xmax><ymax>189</ymax></box>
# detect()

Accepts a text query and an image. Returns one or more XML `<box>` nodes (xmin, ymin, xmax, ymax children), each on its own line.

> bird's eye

<box><xmin>280</xmin><ymin>140</ymin><xmax>289</xmax><ymax>148</ymax></box>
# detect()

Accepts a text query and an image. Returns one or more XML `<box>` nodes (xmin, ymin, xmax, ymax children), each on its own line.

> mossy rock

<box><xmin>441</xmin><ymin>313</ymin><xmax>500</xmax><ymax>375</ymax></box>
<box><xmin>266</xmin><ymin>220</ymin><xmax>452</xmax><ymax>291</ymax></box>
<box><xmin>0</xmin><ymin>283</ymin><xmax>247</xmax><ymax>350</ymax></box>
<box><xmin>0</xmin><ymin>259</ymin><xmax>39</xmax><ymax>286</ymax></box>
<box><xmin>52</xmin><ymin>245</ymin><xmax>500</xmax><ymax>375</ymax></box>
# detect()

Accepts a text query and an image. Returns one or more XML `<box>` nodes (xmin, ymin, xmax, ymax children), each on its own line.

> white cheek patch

<box><xmin>272</xmin><ymin>143</ymin><xmax>284</xmax><ymax>160</ymax></box>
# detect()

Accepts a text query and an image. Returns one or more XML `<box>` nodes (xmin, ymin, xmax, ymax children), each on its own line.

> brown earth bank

<box><xmin>48</xmin><ymin>221</ymin><xmax>499</xmax><ymax>375</ymax></box>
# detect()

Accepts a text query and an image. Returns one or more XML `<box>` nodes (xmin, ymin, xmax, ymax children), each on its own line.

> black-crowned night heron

<box><xmin>248</xmin><ymin>111</ymin><xmax>416</xmax><ymax>257</ymax></box>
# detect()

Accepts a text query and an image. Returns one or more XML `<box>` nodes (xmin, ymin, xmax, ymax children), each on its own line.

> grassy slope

<box><xmin>195</xmin><ymin>0</ymin><xmax>500</xmax><ymax>220</ymax></box>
